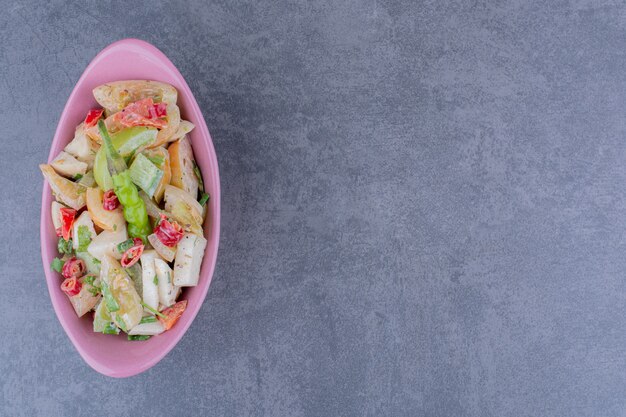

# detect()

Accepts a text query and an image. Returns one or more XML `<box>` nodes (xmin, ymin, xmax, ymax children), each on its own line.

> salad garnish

<box><xmin>40</xmin><ymin>80</ymin><xmax>208</xmax><ymax>338</ymax></box>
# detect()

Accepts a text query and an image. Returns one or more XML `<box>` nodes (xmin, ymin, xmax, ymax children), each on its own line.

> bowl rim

<box><xmin>40</xmin><ymin>38</ymin><xmax>221</xmax><ymax>377</ymax></box>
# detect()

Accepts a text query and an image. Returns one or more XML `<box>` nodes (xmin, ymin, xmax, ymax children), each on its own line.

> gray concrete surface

<box><xmin>1</xmin><ymin>1</ymin><xmax>625</xmax><ymax>416</ymax></box>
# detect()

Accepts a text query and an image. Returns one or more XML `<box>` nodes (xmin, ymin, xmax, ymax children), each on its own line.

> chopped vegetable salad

<box><xmin>41</xmin><ymin>80</ymin><xmax>208</xmax><ymax>341</ymax></box>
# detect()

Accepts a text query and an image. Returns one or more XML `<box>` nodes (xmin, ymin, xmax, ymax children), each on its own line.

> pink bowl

<box><xmin>40</xmin><ymin>39</ymin><xmax>221</xmax><ymax>377</ymax></box>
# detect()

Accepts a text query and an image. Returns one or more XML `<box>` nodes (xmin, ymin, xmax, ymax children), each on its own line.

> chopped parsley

<box><xmin>83</xmin><ymin>275</ymin><xmax>101</xmax><ymax>296</ymax></box>
<box><xmin>141</xmin><ymin>302</ymin><xmax>168</xmax><ymax>319</ymax></box>
<box><xmin>198</xmin><ymin>192</ymin><xmax>210</xmax><ymax>207</ymax></box>
<box><xmin>101</xmin><ymin>281</ymin><xmax>120</xmax><ymax>312</ymax></box>
<box><xmin>102</xmin><ymin>322</ymin><xmax>120</xmax><ymax>335</ymax></box>
<box><xmin>128</xmin><ymin>335</ymin><xmax>151</xmax><ymax>341</ymax></box>
<box><xmin>57</xmin><ymin>238</ymin><xmax>73</xmax><ymax>255</ymax></box>
<box><xmin>77</xmin><ymin>225</ymin><xmax>92</xmax><ymax>252</ymax></box>
<box><xmin>51</xmin><ymin>257</ymin><xmax>64</xmax><ymax>273</ymax></box>
<box><xmin>117</xmin><ymin>238</ymin><xmax>135</xmax><ymax>254</ymax></box>
<box><xmin>153</xmin><ymin>275</ymin><xmax>158</xmax><ymax>286</ymax></box>
<box><xmin>140</xmin><ymin>316</ymin><xmax>158</xmax><ymax>324</ymax></box>
<box><xmin>73</xmin><ymin>173</ymin><xmax>83</xmax><ymax>181</ymax></box>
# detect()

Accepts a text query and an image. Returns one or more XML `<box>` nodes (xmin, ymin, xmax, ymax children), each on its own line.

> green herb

<box><xmin>141</xmin><ymin>301</ymin><xmax>168</xmax><ymax>319</ymax></box>
<box><xmin>51</xmin><ymin>257</ymin><xmax>64</xmax><ymax>273</ymax></box>
<box><xmin>103</xmin><ymin>322</ymin><xmax>120</xmax><ymax>335</ymax></box>
<box><xmin>101</xmin><ymin>281</ymin><xmax>120</xmax><ymax>312</ymax></box>
<box><xmin>167</xmin><ymin>271</ymin><xmax>171</xmax><ymax>284</ymax></box>
<box><xmin>73</xmin><ymin>173</ymin><xmax>83</xmax><ymax>181</ymax></box>
<box><xmin>77</xmin><ymin>225</ymin><xmax>92</xmax><ymax>252</ymax></box>
<box><xmin>57</xmin><ymin>238</ymin><xmax>73</xmax><ymax>255</ymax></box>
<box><xmin>113</xmin><ymin>224</ymin><xmax>117</xmax><ymax>231</ymax></box>
<box><xmin>117</xmin><ymin>238</ymin><xmax>135</xmax><ymax>254</ymax></box>
<box><xmin>128</xmin><ymin>334</ymin><xmax>151</xmax><ymax>341</ymax></box>
<box><xmin>140</xmin><ymin>316</ymin><xmax>158</xmax><ymax>324</ymax></box>
<box><xmin>84</xmin><ymin>276</ymin><xmax>101</xmax><ymax>296</ymax></box>
<box><xmin>145</xmin><ymin>155</ymin><xmax>165</xmax><ymax>166</ymax></box>
<box><xmin>193</xmin><ymin>162</ymin><xmax>204</xmax><ymax>191</ymax></box>
<box><xmin>153</xmin><ymin>275</ymin><xmax>158</xmax><ymax>286</ymax></box>
<box><xmin>198</xmin><ymin>192</ymin><xmax>210</xmax><ymax>207</ymax></box>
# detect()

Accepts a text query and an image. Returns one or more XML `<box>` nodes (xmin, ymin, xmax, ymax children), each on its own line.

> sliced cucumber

<box><xmin>129</xmin><ymin>153</ymin><xmax>164</xmax><ymax>198</ymax></box>
<box><xmin>115</xmin><ymin>127</ymin><xmax>158</xmax><ymax>159</ymax></box>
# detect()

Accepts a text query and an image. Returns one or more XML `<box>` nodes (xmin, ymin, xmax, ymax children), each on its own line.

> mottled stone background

<box><xmin>1</xmin><ymin>1</ymin><xmax>625</xmax><ymax>416</ymax></box>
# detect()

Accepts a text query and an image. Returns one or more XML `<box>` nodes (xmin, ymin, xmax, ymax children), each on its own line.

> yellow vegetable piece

<box><xmin>93</xmin><ymin>80</ymin><xmax>178</xmax><ymax>114</ymax></box>
<box><xmin>100</xmin><ymin>255</ymin><xmax>143</xmax><ymax>331</ymax></box>
<box><xmin>142</xmin><ymin>147</ymin><xmax>171</xmax><ymax>202</ymax></box>
<box><xmin>151</xmin><ymin>103</ymin><xmax>180</xmax><ymax>148</ymax></box>
<box><xmin>86</xmin><ymin>187</ymin><xmax>125</xmax><ymax>231</ymax></box>
<box><xmin>39</xmin><ymin>164</ymin><xmax>86</xmax><ymax>210</ymax></box>
<box><xmin>168</xmin><ymin>136</ymin><xmax>198</xmax><ymax>198</ymax></box>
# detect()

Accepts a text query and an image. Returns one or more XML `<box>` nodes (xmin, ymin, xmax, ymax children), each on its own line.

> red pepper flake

<box><xmin>62</xmin><ymin>257</ymin><xmax>86</xmax><ymax>279</ymax></box>
<box><xmin>121</xmin><ymin>240</ymin><xmax>145</xmax><ymax>268</ymax></box>
<box><xmin>103</xmin><ymin>189</ymin><xmax>120</xmax><ymax>211</ymax></box>
<box><xmin>61</xmin><ymin>277</ymin><xmax>82</xmax><ymax>297</ymax></box>
<box><xmin>55</xmin><ymin>227</ymin><xmax>63</xmax><ymax>237</ymax></box>
<box><xmin>60</xmin><ymin>208</ymin><xmax>76</xmax><ymax>240</ymax></box>
<box><xmin>84</xmin><ymin>108</ymin><xmax>104</xmax><ymax>128</ymax></box>
<box><xmin>154</xmin><ymin>214</ymin><xmax>184</xmax><ymax>247</ymax></box>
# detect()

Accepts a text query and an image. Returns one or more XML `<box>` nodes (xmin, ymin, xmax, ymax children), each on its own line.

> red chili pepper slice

<box><xmin>60</xmin><ymin>208</ymin><xmax>76</xmax><ymax>240</ymax></box>
<box><xmin>61</xmin><ymin>277</ymin><xmax>82</xmax><ymax>297</ymax></box>
<box><xmin>62</xmin><ymin>257</ymin><xmax>86</xmax><ymax>279</ymax></box>
<box><xmin>121</xmin><ymin>240</ymin><xmax>145</xmax><ymax>268</ymax></box>
<box><xmin>84</xmin><ymin>108</ymin><xmax>104</xmax><ymax>128</ymax></box>
<box><xmin>103</xmin><ymin>189</ymin><xmax>120</xmax><ymax>211</ymax></box>
<box><xmin>154</xmin><ymin>214</ymin><xmax>184</xmax><ymax>247</ymax></box>
<box><xmin>112</xmin><ymin>98</ymin><xmax>168</xmax><ymax>129</ymax></box>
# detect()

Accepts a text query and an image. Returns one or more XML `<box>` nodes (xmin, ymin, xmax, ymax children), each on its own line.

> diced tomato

<box><xmin>84</xmin><ymin>108</ymin><xmax>105</xmax><ymax>128</ymax></box>
<box><xmin>121</xmin><ymin>240</ymin><xmax>145</xmax><ymax>268</ymax></box>
<box><xmin>62</xmin><ymin>257</ymin><xmax>86</xmax><ymax>279</ymax></box>
<box><xmin>154</xmin><ymin>214</ymin><xmax>184</xmax><ymax>247</ymax></box>
<box><xmin>103</xmin><ymin>189</ymin><xmax>120</xmax><ymax>211</ymax></box>
<box><xmin>61</xmin><ymin>277</ymin><xmax>82</xmax><ymax>297</ymax></box>
<box><xmin>60</xmin><ymin>208</ymin><xmax>76</xmax><ymax>240</ymax></box>
<box><xmin>112</xmin><ymin>98</ymin><xmax>168</xmax><ymax>129</ymax></box>
<box><xmin>158</xmin><ymin>300</ymin><xmax>188</xmax><ymax>331</ymax></box>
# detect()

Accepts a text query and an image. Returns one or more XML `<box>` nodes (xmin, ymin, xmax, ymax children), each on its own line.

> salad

<box><xmin>40</xmin><ymin>80</ymin><xmax>209</xmax><ymax>341</ymax></box>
